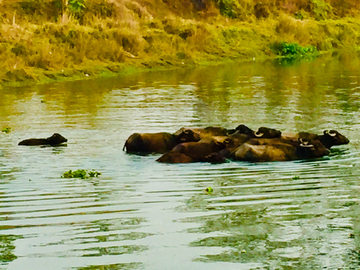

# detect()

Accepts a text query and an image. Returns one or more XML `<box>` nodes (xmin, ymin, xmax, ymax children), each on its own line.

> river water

<box><xmin>0</xmin><ymin>52</ymin><xmax>360</xmax><ymax>270</ymax></box>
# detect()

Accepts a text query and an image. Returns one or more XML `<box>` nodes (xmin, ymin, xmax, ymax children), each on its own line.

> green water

<box><xmin>0</xmin><ymin>52</ymin><xmax>359</xmax><ymax>270</ymax></box>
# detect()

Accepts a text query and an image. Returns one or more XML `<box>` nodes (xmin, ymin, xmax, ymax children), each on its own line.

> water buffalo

<box><xmin>18</xmin><ymin>133</ymin><xmax>68</xmax><ymax>146</ymax></box>
<box><xmin>230</xmin><ymin>139</ymin><xmax>330</xmax><ymax>162</ymax></box>
<box><xmin>253</xmin><ymin>126</ymin><xmax>282</xmax><ymax>138</ymax></box>
<box><xmin>123</xmin><ymin>129</ymin><xmax>201</xmax><ymax>154</ymax></box>
<box><xmin>156</xmin><ymin>152</ymin><xmax>196</xmax><ymax>163</ymax></box>
<box><xmin>156</xmin><ymin>137</ymin><xmax>228</xmax><ymax>163</ymax></box>
<box><xmin>174</xmin><ymin>126</ymin><xmax>235</xmax><ymax>139</ymax></box>
<box><xmin>281</xmin><ymin>130</ymin><xmax>349</xmax><ymax>149</ymax></box>
<box><xmin>234</xmin><ymin>124</ymin><xmax>255</xmax><ymax>136</ymax></box>
<box><xmin>206</xmin><ymin>126</ymin><xmax>283</xmax><ymax>161</ymax></box>
<box><xmin>313</xmin><ymin>130</ymin><xmax>349</xmax><ymax>148</ymax></box>
<box><xmin>233</xmin><ymin>125</ymin><xmax>282</xmax><ymax>138</ymax></box>
<box><xmin>175</xmin><ymin>125</ymin><xmax>281</xmax><ymax>142</ymax></box>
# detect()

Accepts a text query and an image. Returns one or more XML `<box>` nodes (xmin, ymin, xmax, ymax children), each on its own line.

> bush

<box><xmin>271</xmin><ymin>42</ymin><xmax>319</xmax><ymax>58</ymax></box>
<box><xmin>216</xmin><ymin>0</ymin><xmax>239</xmax><ymax>19</ymax></box>
<box><xmin>310</xmin><ymin>0</ymin><xmax>332</xmax><ymax>20</ymax></box>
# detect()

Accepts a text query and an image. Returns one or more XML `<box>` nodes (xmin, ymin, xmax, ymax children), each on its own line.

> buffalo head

<box><xmin>254</xmin><ymin>127</ymin><xmax>282</xmax><ymax>138</ymax></box>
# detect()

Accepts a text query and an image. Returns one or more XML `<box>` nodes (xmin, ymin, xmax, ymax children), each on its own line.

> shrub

<box><xmin>271</xmin><ymin>42</ymin><xmax>318</xmax><ymax>58</ymax></box>
<box><xmin>310</xmin><ymin>0</ymin><xmax>332</xmax><ymax>20</ymax></box>
<box><xmin>215</xmin><ymin>0</ymin><xmax>239</xmax><ymax>19</ymax></box>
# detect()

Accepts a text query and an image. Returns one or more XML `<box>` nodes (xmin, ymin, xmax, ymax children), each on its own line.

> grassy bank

<box><xmin>1</xmin><ymin>0</ymin><xmax>360</xmax><ymax>87</ymax></box>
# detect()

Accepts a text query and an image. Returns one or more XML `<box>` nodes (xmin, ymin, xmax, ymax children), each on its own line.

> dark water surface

<box><xmin>1</xmin><ymin>53</ymin><xmax>360</xmax><ymax>270</ymax></box>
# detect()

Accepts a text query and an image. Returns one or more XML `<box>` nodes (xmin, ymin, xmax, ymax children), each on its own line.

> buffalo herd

<box><xmin>17</xmin><ymin>125</ymin><xmax>349</xmax><ymax>164</ymax></box>
<box><xmin>123</xmin><ymin>124</ymin><xmax>350</xmax><ymax>163</ymax></box>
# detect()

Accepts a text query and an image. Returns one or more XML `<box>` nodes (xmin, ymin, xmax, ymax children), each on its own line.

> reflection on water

<box><xmin>0</xmin><ymin>52</ymin><xmax>360</xmax><ymax>269</ymax></box>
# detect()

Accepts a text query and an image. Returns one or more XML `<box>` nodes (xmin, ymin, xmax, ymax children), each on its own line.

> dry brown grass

<box><xmin>1</xmin><ymin>0</ymin><xmax>360</xmax><ymax>85</ymax></box>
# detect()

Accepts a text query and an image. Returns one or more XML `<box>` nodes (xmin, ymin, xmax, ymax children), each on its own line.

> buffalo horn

<box><xmin>300</xmin><ymin>142</ymin><xmax>314</xmax><ymax>148</ymax></box>
<box><xmin>254</xmin><ymin>132</ymin><xmax>264</xmax><ymax>137</ymax></box>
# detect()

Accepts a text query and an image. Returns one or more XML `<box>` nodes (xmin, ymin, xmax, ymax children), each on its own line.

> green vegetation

<box><xmin>205</xmin><ymin>187</ymin><xmax>214</xmax><ymax>194</ymax></box>
<box><xmin>1</xmin><ymin>0</ymin><xmax>360</xmax><ymax>86</ymax></box>
<box><xmin>1</xmin><ymin>128</ymin><xmax>11</xmax><ymax>134</ymax></box>
<box><xmin>62</xmin><ymin>169</ymin><xmax>101</xmax><ymax>179</ymax></box>
<box><xmin>0</xmin><ymin>235</ymin><xmax>21</xmax><ymax>262</ymax></box>
<box><xmin>272</xmin><ymin>42</ymin><xmax>319</xmax><ymax>58</ymax></box>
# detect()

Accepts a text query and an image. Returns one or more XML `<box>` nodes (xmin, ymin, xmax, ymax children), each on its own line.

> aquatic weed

<box><xmin>62</xmin><ymin>169</ymin><xmax>101</xmax><ymax>179</ymax></box>
<box><xmin>1</xmin><ymin>127</ymin><xmax>11</xmax><ymax>133</ymax></box>
<box><xmin>205</xmin><ymin>187</ymin><xmax>214</xmax><ymax>194</ymax></box>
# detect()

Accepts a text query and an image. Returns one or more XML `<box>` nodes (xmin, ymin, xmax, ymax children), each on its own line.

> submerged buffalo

<box><xmin>281</xmin><ymin>130</ymin><xmax>349</xmax><ymax>149</ymax></box>
<box><xmin>156</xmin><ymin>137</ymin><xmax>228</xmax><ymax>163</ymax></box>
<box><xmin>254</xmin><ymin>126</ymin><xmax>282</xmax><ymax>139</ymax></box>
<box><xmin>18</xmin><ymin>133</ymin><xmax>68</xmax><ymax>146</ymax></box>
<box><xmin>230</xmin><ymin>139</ymin><xmax>330</xmax><ymax>162</ymax></box>
<box><xmin>175</xmin><ymin>124</ymin><xmax>281</xmax><ymax>141</ymax></box>
<box><xmin>174</xmin><ymin>126</ymin><xmax>235</xmax><ymax>139</ymax></box>
<box><xmin>123</xmin><ymin>129</ymin><xmax>201</xmax><ymax>154</ymax></box>
<box><xmin>207</xmin><ymin>126</ymin><xmax>283</xmax><ymax>160</ymax></box>
<box><xmin>233</xmin><ymin>125</ymin><xmax>282</xmax><ymax>138</ymax></box>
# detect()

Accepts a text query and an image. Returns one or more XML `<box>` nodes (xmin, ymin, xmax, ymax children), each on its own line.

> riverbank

<box><xmin>1</xmin><ymin>0</ymin><xmax>360</xmax><ymax>88</ymax></box>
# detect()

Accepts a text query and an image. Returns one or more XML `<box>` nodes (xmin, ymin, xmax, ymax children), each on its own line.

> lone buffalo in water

<box><xmin>18</xmin><ymin>133</ymin><xmax>68</xmax><ymax>146</ymax></box>
<box><xmin>123</xmin><ymin>129</ymin><xmax>201</xmax><ymax>154</ymax></box>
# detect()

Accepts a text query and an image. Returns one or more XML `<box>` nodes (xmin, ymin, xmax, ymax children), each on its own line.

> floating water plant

<box><xmin>62</xmin><ymin>169</ymin><xmax>101</xmax><ymax>179</ymax></box>
<box><xmin>2</xmin><ymin>127</ymin><xmax>11</xmax><ymax>133</ymax></box>
<box><xmin>205</xmin><ymin>187</ymin><xmax>214</xmax><ymax>194</ymax></box>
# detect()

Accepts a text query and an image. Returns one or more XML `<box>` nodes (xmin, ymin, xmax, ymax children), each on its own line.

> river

<box><xmin>0</xmin><ymin>52</ymin><xmax>360</xmax><ymax>269</ymax></box>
